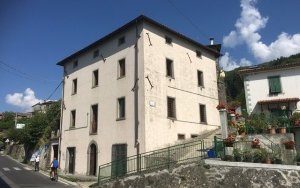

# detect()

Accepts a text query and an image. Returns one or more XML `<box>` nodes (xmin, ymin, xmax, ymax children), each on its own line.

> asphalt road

<box><xmin>0</xmin><ymin>153</ymin><xmax>75</xmax><ymax>188</ymax></box>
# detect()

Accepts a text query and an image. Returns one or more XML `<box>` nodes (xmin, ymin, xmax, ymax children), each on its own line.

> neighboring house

<box><xmin>57</xmin><ymin>15</ymin><xmax>222</xmax><ymax>176</ymax></box>
<box><xmin>239</xmin><ymin>62</ymin><xmax>300</xmax><ymax>118</ymax></box>
<box><xmin>32</xmin><ymin>100</ymin><xmax>56</xmax><ymax>114</ymax></box>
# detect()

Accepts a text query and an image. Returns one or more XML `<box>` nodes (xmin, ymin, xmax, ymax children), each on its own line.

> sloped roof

<box><xmin>239</xmin><ymin>62</ymin><xmax>300</xmax><ymax>75</ymax></box>
<box><xmin>257</xmin><ymin>97</ymin><xmax>300</xmax><ymax>104</ymax></box>
<box><xmin>57</xmin><ymin>15</ymin><xmax>221</xmax><ymax>66</ymax></box>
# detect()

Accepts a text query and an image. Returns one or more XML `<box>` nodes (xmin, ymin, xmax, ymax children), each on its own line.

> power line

<box><xmin>46</xmin><ymin>80</ymin><xmax>63</xmax><ymax>101</ymax></box>
<box><xmin>0</xmin><ymin>60</ymin><xmax>60</xmax><ymax>83</ymax></box>
<box><xmin>166</xmin><ymin>0</ymin><xmax>210</xmax><ymax>40</ymax></box>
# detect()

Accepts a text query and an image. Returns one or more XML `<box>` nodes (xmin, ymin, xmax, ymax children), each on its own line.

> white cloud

<box><xmin>219</xmin><ymin>52</ymin><xmax>252</xmax><ymax>71</ymax></box>
<box><xmin>223</xmin><ymin>0</ymin><xmax>300</xmax><ymax>62</ymax></box>
<box><xmin>6</xmin><ymin>88</ymin><xmax>43</xmax><ymax>112</ymax></box>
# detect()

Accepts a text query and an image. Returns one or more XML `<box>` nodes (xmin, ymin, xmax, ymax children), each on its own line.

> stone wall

<box><xmin>96</xmin><ymin>161</ymin><xmax>300</xmax><ymax>188</ymax></box>
<box><xmin>4</xmin><ymin>143</ymin><xmax>51</xmax><ymax>170</ymax></box>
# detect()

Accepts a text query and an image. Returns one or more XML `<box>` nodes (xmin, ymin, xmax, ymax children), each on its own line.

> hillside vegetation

<box><xmin>224</xmin><ymin>53</ymin><xmax>300</xmax><ymax>108</ymax></box>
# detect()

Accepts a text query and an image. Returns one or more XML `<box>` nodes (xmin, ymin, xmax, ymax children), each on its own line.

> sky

<box><xmin>0</xmin><ymin>0</ymin><xmax>300</xmax><ymax>112</ymax></box>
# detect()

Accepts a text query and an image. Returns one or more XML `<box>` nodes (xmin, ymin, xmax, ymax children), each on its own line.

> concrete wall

<box><xmin>243</xmin><ymin>66</ymin><xmax>300</xmax><ymax>114</ymax></box>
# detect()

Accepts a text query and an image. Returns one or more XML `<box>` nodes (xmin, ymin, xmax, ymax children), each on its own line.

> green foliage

<box><xmin>45</xmin><ymin>100</ymin><xmax>61</xmax><ymax>131</ymax></box>
<box><xmin>267</xmin><ymin>116</ymin><xmax>280</xmax><ymax>128</ymax></box>
<box><xmin>0</xmin><ymin>112</ymin><xmax>15</xmax><ymax>131</ymax></box>
<box><xmin>247</xmin><ymin>113</ymin><xmax>268</xmax><ymax>130</ymax></box>
<box><xmin>224</xmin><ymin>68</ymin><xmax>245</xmax><ymax>108</ymax></box>
<box><xmin>291</xmin><ymin>112</ymin><xmax>300</xmax><ymax>126</ymax></box>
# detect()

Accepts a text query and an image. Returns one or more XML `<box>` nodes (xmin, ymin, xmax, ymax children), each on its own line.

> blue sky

<box><xmin>1</xmin><ymin>0</ymin><xmax>300</xmax><ymax>112</ymax></box>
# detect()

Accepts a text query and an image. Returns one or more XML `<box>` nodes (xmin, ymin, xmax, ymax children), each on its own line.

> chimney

<box><xmin>209</xmin><ymin>37</ymin><xmax>214</xmax><ymax>45</ymax></box>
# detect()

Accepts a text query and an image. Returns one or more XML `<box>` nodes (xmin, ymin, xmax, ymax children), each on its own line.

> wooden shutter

<box><xmin>268</xmin><ymin>76</ymin><xmax>281</xmax><ymax>94</ymax></box>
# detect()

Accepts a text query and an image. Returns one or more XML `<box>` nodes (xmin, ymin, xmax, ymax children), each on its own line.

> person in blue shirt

<box><xmin>50</xmin><ymin>157</ymin><xmax>59</xmax><ymax>180</ymax></box>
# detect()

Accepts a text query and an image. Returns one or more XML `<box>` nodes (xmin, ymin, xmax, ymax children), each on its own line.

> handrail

<box><xmin>98</xmin><ymin>139</ymin><xmax>209</xmax><ymax>184</ymax></box>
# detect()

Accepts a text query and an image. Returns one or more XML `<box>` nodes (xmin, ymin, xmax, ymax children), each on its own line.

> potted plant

<box><xmin>291</xmin><ymin>112</ymin><xmax>300</xmax><ymax>127</ymax></box>
<box><xmin>237</xmin><ymin>121</ymin><xmax>246</xmax><ymax>136</ymax></box>
<box><xmin>260</xmin><ymin>148</ymin><xmax>271</xmax><ymax>164</ymax></box>
<box><xmin>283</xmin><ymin>140</ymin><xmax>295</xmax><ymax>150</ymax></box>
<box><xmin>248</xmin><ymin>113</ymin><xmax>268</xmax><ymax>134</ymax></box>
<box><xmin>223</xmin><ymin>135</ymin><xmax>235</xmax><ymax>147</ymax></box>
<box><xmin>252</xmin><ymin>149</ymin><xmax>263</xmax><ymax>163</ymax></box>
<box><xmin>267</xmin><ymin>117</ymin><xmax>279</xmax><ymax>134</ymax></box>
<box><xmin>233</xmin><ymin>148</ymin><xmax>242</xmax><ymax>162</ymax></box>
<box><xmin>252</xmin><ymin>138</ymin><xmax>260</xmax><ymax>148</ymax></box>
<box><xmin>216</xmin><ymin>102</ymin><xmax>226</xmax><ymax>110</ymax></box>
<box><xmin>242</xmin><ymin>149</ymin><xmax>252</xmax><ymax>162</ymax></box>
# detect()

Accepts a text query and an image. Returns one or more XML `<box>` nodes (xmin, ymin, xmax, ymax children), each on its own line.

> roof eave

<box><xmin>56</xmin><ymin>15</ymin><xmax>221</xmax><ymax>66</ymax></box>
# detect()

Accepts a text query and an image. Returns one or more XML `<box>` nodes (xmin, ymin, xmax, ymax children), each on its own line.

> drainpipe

<box><xmin>134</xmin><ymin>20</ymin><xmax>140</xmax><ymax>172</ymax></box>
<box><xmin>58</xmin><ymin>70</ymin><xmax>66</xmax><ymax>168</ymax></box>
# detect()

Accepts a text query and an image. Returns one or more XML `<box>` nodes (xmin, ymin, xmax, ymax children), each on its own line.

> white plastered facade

<box><xmin>59</xmin><ymin>19</ymin><xmax>221</xmax><ymax>175</ymax></box>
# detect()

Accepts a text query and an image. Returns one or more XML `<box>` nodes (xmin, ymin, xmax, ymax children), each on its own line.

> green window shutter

<box><xmin>268</xmin><ymin>76</ymin><xmax>281</xmax><ymax>94</ymax></box>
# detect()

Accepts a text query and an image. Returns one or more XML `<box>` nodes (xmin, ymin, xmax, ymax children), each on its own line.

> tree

<box><xmin>0</xmin><ymin>112</ymin><xmax>15</xmax><ymax>131</ymax></box>
<box><xmin>45</xmin><ymin>100</ymin><xmax>61</xmax><ymax>132</ymax></box>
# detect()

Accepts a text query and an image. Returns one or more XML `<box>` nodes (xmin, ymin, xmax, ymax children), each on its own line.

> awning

<box><xmin>258</xmin><ymin>97</ymin><xmax>300</xmax><ymax>104</ymax></box>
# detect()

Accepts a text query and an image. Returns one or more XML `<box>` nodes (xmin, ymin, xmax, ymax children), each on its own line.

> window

<box><xmin>118</xmin><ymin>59</ymin><xmax>126</xmax><ymax>78</ymax></box>
<box><xmin>72</xmin><ymin>79</ymin><xmax>77</xmax><ymax>94</ymax></box>
<box><xmin>70</xmin><ymin>110</ymin><xmax>76</xmax><ymax>128</ymax></box>
<box><xmin>268</xmin><ymin>76</ymin><xmax>281</xmax><ymax>94</ymax></box>
<box><xmin>73</xmin><ymin>60</ymin><xmax>78</xmax><ymax>68</ymax></box>
<box><xmin>166</xmin><ymin>59</ymin><xmax>174</xmax><ymax>78</ymax></box>
<box><xmin>196</xmin><ymin>50</ymin><xmax>202</xmax><ymax>58</ymax></box>
<box><xmin>93</xmin><ymin>49</ymin><xmax>99</xmax><ymax>58</ymax></box>
<box><xmin>178</xmin><ymin>134</ymin><xmax>185</xmax><ymax>140</ymax></box>
<box><xmin>197</xmin><ymin>70</ymin><xmax>204</xmax><ymax>87</ymax></box>
<box><xmin>92</xmin><ymin>70</ymin><xmax>99</xmax><ymax>87</ymax></box>
<box><xmin>91</xmin><ymin>104</ymin><xmax>98</xmax><ymax>134</ymax></box>
<box><xmin>165</xmin><ymin>36</ymin><xmax>172</xmax><ymax>44</ymax></box>
<box><xmin>167</xmin><ymin>97</ymin><xmax>176</xmax><ymax>118</ymax></box>
<box><xmin>118</xmin><ymin>36</ymin><xmax>125</xmax><ymax>46</ymax></box>
<box><xmin>117</xmin><ymin>97</ymin><xmax>125</xmax><ymax>120</ymax></box>
<box><xmin>200</xmin><ymin>104</ymin><xmax>207</xmax><ymax>123</ymax></box>
<box><xmin>191</xmin><ymin>134</ymin><xmax>198</xmax><ymax>138</ymax></box>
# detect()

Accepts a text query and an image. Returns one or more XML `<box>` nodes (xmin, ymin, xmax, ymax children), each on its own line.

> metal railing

<box><xmin>98</xmin><ymin>139</ymin><xmax>208</xmax><ymax>184</ymax></box>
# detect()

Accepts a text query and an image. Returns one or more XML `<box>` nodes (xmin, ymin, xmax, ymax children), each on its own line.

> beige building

<box><xmin>57</xmin><ymin>15</ymin><xmax>221</xmax><ymax>176</ymax></box>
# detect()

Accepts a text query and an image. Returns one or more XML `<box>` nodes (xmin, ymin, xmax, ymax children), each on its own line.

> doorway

<box><xmin>67</xmin><ymin>147</ymin><xmax>75</xmax><ymax>174</ymax></box>
<box><xmin>89</xmin><ymin>144</ymin><xmax>97</xmax><ymax>176</ymax></box>
<box><xmin>52</xmin><ymin>144</ymin><xmax>58</xmax><ymax>159</ymax></box>
<box><xmin>111</xmin><ymin>144</ymin><xmax>127</xmax><ymax>177</ymax></box>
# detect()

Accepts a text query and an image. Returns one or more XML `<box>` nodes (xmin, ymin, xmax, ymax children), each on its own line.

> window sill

<box><xmin>71</xmin><ymin>93</ymin><xmax>77</xmax><ymax>96</ymax></box>
<box><xmin>200</xmin><ymin>121</ymin><xmax>207</xmax><ymax>125</ymax></box>
<box><xmin>166</xmin><ymin>76</ymin><xmax>175</xmax><ymax>80</ymax></box>
<box><xmin>89</xmin><ymin>132</ymin><xmax>98</xmax><ymax>135</ymax></box>
<box><xmin>92</xmin><ymin>85</ymin><xmax>98</xmax><ymax>89</ymax></box>
<box><xmin>167</xmin><ymin>117</ymin><xmax>177</xmax><ymax>121</ymax></box>
<box><xmin>117</xmin><ymin>76</ymin><xmax>126</xmax><ymax>80</ymax></box>
<box><xmin>116</xmin><ymin>117</ymin><xmax>126</xmax><ymax>121</ymax></box>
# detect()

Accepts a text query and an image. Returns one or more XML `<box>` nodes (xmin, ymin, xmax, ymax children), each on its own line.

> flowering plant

<box><xmin>252</xmin><ymin>138</ymin><xmax>260</xmax><ymax>148</ymax></box>
<box><xmin>223</xmin><ymin>135</ymin><xmax>235</xmax><ymax>147</ymax></box>
<box><xmin>283</xmin><ymin>140</ymin><xmax>295</xmax><ymax>149</ymax></box>
<box><xmin>216</xmin><ymin>102</ymin><xmax>226</xmax><ymax>110</ymax></box>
